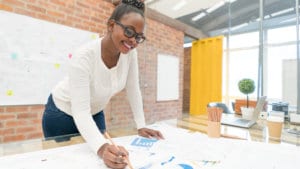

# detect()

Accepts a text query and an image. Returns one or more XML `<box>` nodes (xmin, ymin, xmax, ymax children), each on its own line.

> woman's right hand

<box><xmin>97</xmin><ymin>143</ymin><xmax>129</xmax><ymax>169</ymax></box>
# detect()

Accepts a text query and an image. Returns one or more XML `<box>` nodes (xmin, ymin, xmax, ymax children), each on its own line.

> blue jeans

<box><xmin>42</xmin><ymin>94</ymin><xmax>106</xmax><ymax>141</ymax></box>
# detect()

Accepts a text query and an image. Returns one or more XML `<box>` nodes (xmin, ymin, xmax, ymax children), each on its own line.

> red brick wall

<box><xmin>0</xmin><ymin>105</ymin><xmax>44</xmax><ymax>142</ymax></box>
<box><xmin>183</xmin><ymin>47</ymin><xmax>191</xmax><ymax>114</ymax></box>
<box><xmin>0</xmin><ymin>0</ymin><xmax>184</xmax><ymax>142</ymax></box>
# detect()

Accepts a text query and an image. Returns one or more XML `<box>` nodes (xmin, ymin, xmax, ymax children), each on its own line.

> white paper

<box><xmin>0</xmin><ymin>123</ymin><xmax>299</xmax><ymax>169</ymax></box>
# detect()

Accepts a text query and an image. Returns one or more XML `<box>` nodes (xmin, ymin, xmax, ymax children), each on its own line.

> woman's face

<box><xmin>110</xmin><ymin>12</ymin><xmax>145</xmax><ymax>54</ymax></box>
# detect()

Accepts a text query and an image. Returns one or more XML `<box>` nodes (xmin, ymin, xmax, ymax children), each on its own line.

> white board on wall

<box><xmin>156</xmin><ymin>54</ymin><xmax>179</xmax><ymax>101</ymax></box>
<box><xmin>282</xmin><ymin>59</ymin><xmax>297</xmax><ymax>106</ymax></box>
<box><xmin>0</xmin><ymin>10</ymin><xmax>98</xmax><ymax>105</ymax></box>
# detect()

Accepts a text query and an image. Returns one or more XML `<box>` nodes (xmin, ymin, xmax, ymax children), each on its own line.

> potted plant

<box><xmin>238</xmin><ymin>78</ymin><xmax>255</xmax><ymax>107</ymax></box>
<box><xmin>238</xmin><ymin>78</ymin><xmax>256</xmax><ymax>119</ymax></box>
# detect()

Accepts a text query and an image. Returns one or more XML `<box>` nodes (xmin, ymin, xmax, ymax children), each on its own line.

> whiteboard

<box><xmin>0</xmin><ymin>11</ymin><xmax>98</xmax><ymax>105</ymax></box>
<box><xmin>282</xmin><ymin>59</ymin><xmax>297</xmax><ymax>106</ymax></box>
<box><xmin>156</xmin><ymin>54</ymin><xmax>179</xmax><ymax>101</ymax></box>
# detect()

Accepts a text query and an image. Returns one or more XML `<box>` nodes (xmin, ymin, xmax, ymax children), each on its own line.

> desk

<box><xmin>0</xmin><ymin>127</ymin><xmax>137</xmax><ymax>157</ymax></box>
<box><xmin>0</xmin><ymin>115</ymin><xmax>300</xmax><ymax>169</ymax></box>
<box><xmin>177</xmin><ymin>114</ymin><xmax>300</xmax><ymax>146</ymax></box>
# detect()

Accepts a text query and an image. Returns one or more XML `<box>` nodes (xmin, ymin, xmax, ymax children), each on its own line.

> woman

<box><xmin>42</xmin><ymin>0</ymin><xmax>163</xmax><ymax>168</ymax></box>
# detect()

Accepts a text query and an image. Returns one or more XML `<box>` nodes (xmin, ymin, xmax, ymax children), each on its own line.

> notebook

<box><xmin>221</xmin><ymin>96</ymin><xmax>267</xmax><ymax>128</ymax></box>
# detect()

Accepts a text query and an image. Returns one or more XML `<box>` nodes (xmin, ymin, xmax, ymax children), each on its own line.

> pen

<box><xmin>104</xmin><ymin>132</ymin><xmax>134</xmax><ymax>169</ymax></box>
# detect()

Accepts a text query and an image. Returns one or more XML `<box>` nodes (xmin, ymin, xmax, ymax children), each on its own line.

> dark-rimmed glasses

<box><xmin>114</xmin><ymin>21</ymin><xmax>146</xmax><ymax>44</ymax></box>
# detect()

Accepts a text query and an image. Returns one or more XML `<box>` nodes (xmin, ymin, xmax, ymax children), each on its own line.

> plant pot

<box><xmin>235</xmin><ymin>99</ymin><xmax>257</xmax><ymax>115</ymax></box>
<box><xmin>241</xmin><ymin>107</ymin><xmax>255</xmax><ymax>120</ymax></box>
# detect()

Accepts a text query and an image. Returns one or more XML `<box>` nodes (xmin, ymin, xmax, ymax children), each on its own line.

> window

<box><xmin>216</xmin><ymin>0</ymin><xmax>298</xmax><ymax>111</ymax></box>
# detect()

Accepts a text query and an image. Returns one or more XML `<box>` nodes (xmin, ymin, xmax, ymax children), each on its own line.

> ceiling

<box><xmin>145</xmin><ymin>0</ymin><xmax>222</xmax><ymax>19</ymax></box>
<box><xmin>146</xmin><ymin>0</ymin><xmax>298</xmax><ymax>43</ymax></box>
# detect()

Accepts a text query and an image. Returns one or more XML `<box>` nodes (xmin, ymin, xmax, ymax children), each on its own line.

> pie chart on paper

<box><xmin>178</xmin><ymin>163</ymin><xmax>193</xmax><ymax>169</ymax></box>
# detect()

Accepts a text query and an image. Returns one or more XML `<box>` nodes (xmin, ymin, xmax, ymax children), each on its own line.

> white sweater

<box><xmin>52</xmin><ymin>38</ymin><xmax>146</xmax><ymax>154</ymax></box>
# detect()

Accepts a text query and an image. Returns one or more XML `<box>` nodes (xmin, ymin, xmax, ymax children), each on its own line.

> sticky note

<box><xmin>54</xmin><ymin>63</ymin><xmax>60</xmax><ymax>69</ymax></box>
<box><xmin>6</xmin><ymin>90</ymin><xmax>13</xmax><ymax>96</ymax></box>
<box><xmin>10</xmin><ymin>53</ymin><xmax>18</xmax><ymax>59</ymax></box>
<box><xmin>91</xmin><ymin>34</ymin><xmax>97</xmax><ymax>39</ymax></box>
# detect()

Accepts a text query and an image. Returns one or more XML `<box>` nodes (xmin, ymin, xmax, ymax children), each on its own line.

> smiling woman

<box><xmin>41</xmin><ymin>0</ymin><xmax>164</xmax><ymax>169</ymax></box>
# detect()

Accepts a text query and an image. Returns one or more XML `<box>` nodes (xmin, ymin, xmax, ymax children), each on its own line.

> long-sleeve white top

<box><xmin>51</xmin><ymin>37</ymin><xmax>146</xmax><ymax>154</ymax></box>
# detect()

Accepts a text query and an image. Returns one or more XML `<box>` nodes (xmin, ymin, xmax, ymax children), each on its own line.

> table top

<box><xmin>178</xmin><ymin>114</ymin><xmax>300</xmax><ymax>145</ymax></box>
<box><xmin>1</xmin><ymin>114</ymin><xmax>300</xmax><ymax>158</ymax></box>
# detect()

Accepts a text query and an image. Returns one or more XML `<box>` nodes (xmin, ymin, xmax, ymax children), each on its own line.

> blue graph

<box><xmin>178</xmin><ymin>164</ymin><xmax>193</xmax><ymax>169</ymax></box>
<box><xmin>131</xmin><ymin>137</ymin><xmax>158</xmax><ymax>148</ymax></box>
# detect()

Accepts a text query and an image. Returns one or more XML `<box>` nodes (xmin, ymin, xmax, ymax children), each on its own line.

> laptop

<box><xmin>221</xmin><ymin>96</ymin><xmax>267</xmax><ymax>128</ymax></box>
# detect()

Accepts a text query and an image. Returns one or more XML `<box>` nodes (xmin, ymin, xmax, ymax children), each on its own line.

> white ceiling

<box><xmin>146</xmin><ymin>0</ymin><xmax>222</xmax><ymax>19</ymax></box>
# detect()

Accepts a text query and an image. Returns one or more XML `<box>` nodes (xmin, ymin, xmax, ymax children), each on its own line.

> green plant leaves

<box><xmin>238</xmin><ymin>78</ymin><xmax>255</xmax><ymax>95</ymax></box>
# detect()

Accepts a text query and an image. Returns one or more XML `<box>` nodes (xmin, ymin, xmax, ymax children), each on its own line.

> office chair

<box><xmin>207</xmin><ymin>102</ymin><xmax>233</xmax><ymax>114</ymax></box>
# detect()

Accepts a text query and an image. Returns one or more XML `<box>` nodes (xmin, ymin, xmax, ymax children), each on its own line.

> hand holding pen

<box><xmin>97</xmin><ymin>132</ymin><xmax>131</xmax><ymax>169</ymax></box>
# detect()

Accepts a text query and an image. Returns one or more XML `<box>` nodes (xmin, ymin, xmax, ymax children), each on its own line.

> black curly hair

<box><xmin>109</xmin><ymin>0</ymin><xmax>145</xmax><ymax>22</ymax></box>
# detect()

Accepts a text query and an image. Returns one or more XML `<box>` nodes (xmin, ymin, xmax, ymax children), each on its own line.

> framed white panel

<box><xmin>282</xmin><ymin>59</ymin><xmax>297</xmax><ymax>106</ymax></box>
<box><xmin>156</xmin><ymin>54</ymin><xmax>179</xmax><ymax>101</ymax></box>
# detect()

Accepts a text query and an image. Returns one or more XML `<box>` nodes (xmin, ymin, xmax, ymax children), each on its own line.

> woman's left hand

<box><xmin>138</xmin><ymin>128</ymin><xmax>164</xmax><ymax>139</ymax></box>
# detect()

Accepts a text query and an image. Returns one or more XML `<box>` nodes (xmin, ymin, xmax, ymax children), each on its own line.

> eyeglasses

<box><xmin>114</xmin><ymin>21</ymin><xmax>146</xmax><ymax>44</ymax></box>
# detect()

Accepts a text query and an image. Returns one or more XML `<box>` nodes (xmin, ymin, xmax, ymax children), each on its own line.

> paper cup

<box><xmin>207</xmin><ymin>121</ymin><xmax>221</xmax><ymax>138</ymax></box>
<box><xmin>267</xmin><ymin>116</ymin><xmax>284</xmax><ymax>140</ymax></box>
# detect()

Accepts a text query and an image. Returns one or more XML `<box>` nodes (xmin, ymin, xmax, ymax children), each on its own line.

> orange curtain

<box><xmin>190</xmin><ymin>36</ymin><xmax>223</xmax><ymax>115</ymax></box>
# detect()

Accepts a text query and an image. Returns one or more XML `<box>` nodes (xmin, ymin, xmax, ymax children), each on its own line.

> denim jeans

<box><xmin>42</xmin><ymin>94</ymin><xmax>106</xmax><ymax>141</ymax></box>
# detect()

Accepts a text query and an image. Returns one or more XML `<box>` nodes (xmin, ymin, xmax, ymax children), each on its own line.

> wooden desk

<box><xmin>177</xmin><ymin>114</ymin><xmax>300</xmax><ymax>146</ymax></box>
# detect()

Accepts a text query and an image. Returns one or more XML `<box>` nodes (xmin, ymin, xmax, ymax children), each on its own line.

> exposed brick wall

<box><xmin>183</xmin><ymin>47</ymin><xmax>191</xmax><ymax>113</ymax></box>
<box><xmin>0</xmin><ymin>0</ymin><xmax>111</xmax><ymax>33</ymax></box>
<box><xmin>0</xmin><ymin>0</ymin><xmax>184</xmax><ymax>142</ymax></box>
<box><xmin>0</xmin><ymin>105</ymin><xmax>44</xmax><ymax>142</ymax></box>
<box><xmin>138</xmin><ymin>19</ymin><xmax>184</xmax><ymax>125</ymax></box>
